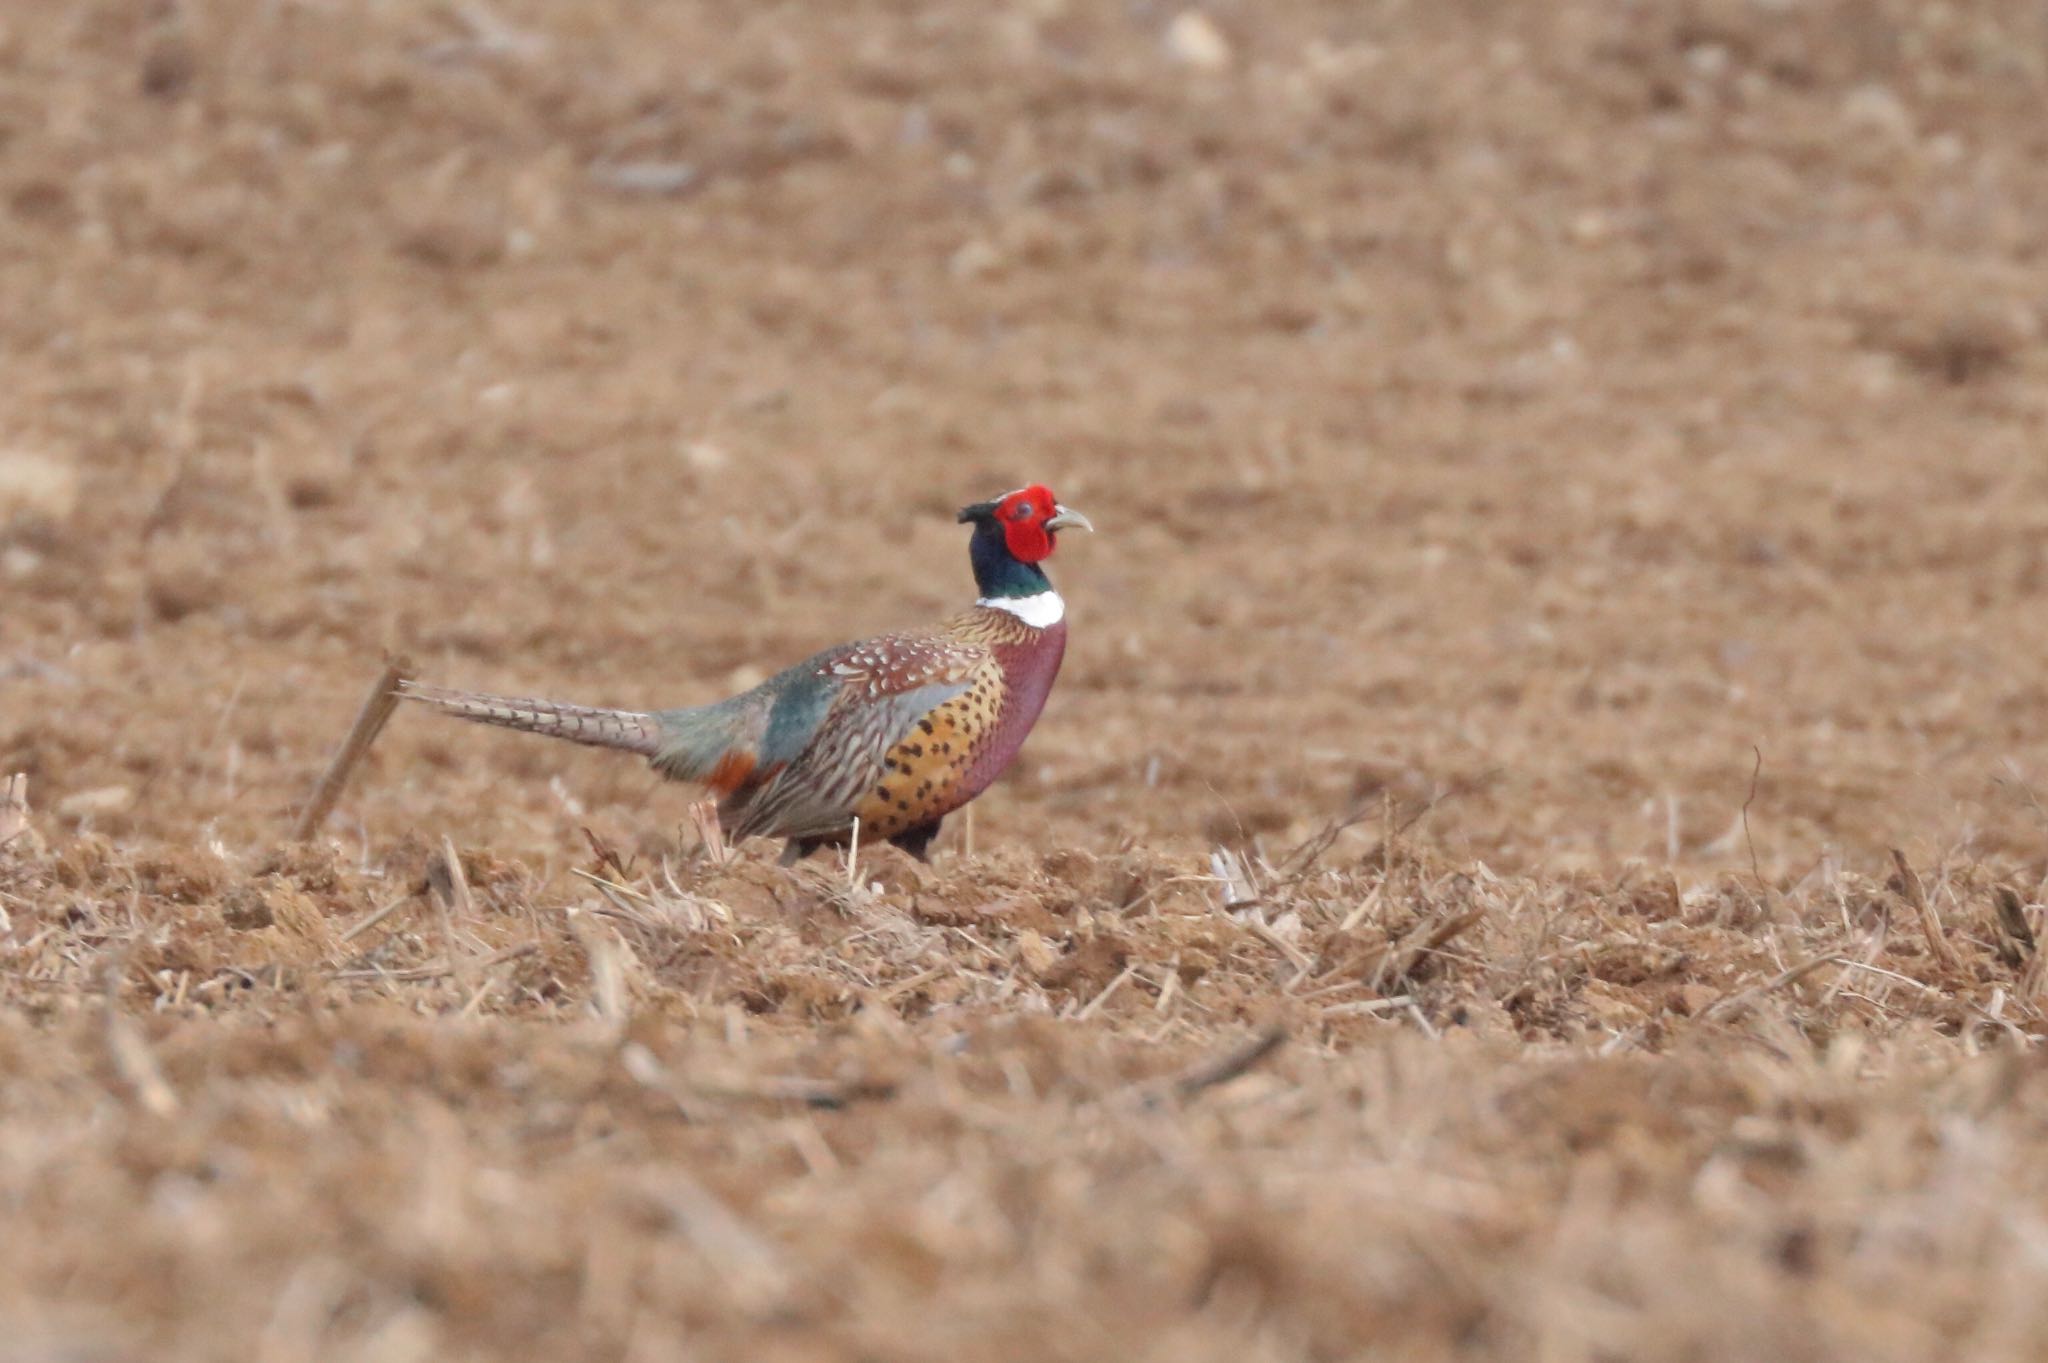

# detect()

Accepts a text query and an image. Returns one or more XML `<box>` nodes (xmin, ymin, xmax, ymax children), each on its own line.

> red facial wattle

<box><xmin>999</xmin><ymin>486</ymin><xmax>1060</xmax><ymax>563</ymax></box>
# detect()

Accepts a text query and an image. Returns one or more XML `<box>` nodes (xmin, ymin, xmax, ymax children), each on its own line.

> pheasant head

<box><xmin>957</xmin><ymin>485</ymin><xmax>1092</xmax><ymax>605</ymax></box>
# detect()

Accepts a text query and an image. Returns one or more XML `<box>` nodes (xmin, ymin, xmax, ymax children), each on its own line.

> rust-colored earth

<box><xmin>5</xmin><ymin>2</ymin><xmax>2048</xmax><ymax>1359</ymax></box>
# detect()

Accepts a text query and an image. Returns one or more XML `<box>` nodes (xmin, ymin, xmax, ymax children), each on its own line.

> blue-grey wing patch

<box><xmin>725</xmin><ymin>678</ymin><xmax>972</xmax><ymax>841</ymax></box>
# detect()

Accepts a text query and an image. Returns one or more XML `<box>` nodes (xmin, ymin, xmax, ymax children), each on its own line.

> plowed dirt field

<box><xmin>6</xmin><ymin>2</ymin><xmax>2048</xmax><ymax>1359</ymax></box>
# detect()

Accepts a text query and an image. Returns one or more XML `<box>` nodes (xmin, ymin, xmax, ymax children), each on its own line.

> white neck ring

<box><xmin>979</xmin><ymin>590</ymin><xmax>1065</xmax><ymax>629</ymax></box>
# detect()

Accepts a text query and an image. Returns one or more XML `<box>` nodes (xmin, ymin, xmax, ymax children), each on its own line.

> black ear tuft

<box><xmin>957</xmin><ymin>499</ymin><xmax>1000</xmax><ymax>524</ymax></box>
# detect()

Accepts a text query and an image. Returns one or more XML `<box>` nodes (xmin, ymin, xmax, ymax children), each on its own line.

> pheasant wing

<box><xmin>725</xmin><ymin>631</ymin><xmax>988</xmax><ymax>841</ymax></box>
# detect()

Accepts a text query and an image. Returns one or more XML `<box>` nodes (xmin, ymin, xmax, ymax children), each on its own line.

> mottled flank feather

<box><xmin>398</xmin><ymin>681</ymin><xmax>664</xmax><ymax>756</ymax></box>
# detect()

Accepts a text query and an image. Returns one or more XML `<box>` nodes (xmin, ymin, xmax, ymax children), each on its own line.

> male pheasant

<box><xmin>400</xmin><ymin>485</ymin><xmax>1091</xmax><ymax>863</ymax></box>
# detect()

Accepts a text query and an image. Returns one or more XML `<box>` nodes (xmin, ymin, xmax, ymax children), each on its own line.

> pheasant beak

<box><xmin>1045</xmin><ymin>505</ymin><xmax>1093</xmax><ymax>534</ymax></box>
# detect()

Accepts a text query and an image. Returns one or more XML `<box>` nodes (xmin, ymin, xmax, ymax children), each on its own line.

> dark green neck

<box><xmin>969</xmin><ymin>522</ymin><xmax>1053</xmax><ymax>599</ymax></box>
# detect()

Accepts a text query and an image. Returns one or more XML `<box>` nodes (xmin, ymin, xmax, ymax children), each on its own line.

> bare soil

<box><xmin>5</xmin><ymin>1</ymin><xmax>2048</xmax><ymax>1359</ymax></box>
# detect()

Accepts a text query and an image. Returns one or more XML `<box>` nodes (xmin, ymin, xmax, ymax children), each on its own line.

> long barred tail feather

<box><xmin>398</xmin><ymin>681</ymin><xmax>664</xmax><ymax>757</ymax></box>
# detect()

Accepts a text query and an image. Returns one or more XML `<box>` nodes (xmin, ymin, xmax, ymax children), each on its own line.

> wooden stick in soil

<box><xmin>430</xmin><ymin>835</ymin><xmax>479</xmax><ymax>994</ymax></box>
<box><xmin>332</xmin><ymin>941</ymin><xmax>537</xmax><ymax>983</ymax></box>
<box><xmin>1991</xmin><ymin>885</ymin><xmax>2035</xmax><ymax>970</ymax></box>
<box><xmin>1376</xmin><ymin>907</ymin><xmax>1487</xmax><ymax>992</ymax></box>
<box><xmin>1169</xmin><ymin>1025</ymin><xmax>1288</xmax><ymax>1102</ymax></box>
<box><xmin>1694</xmin><ymin>952</ymin><xmax>1839</xmax><ymax>1023</ymax></box>
<box><xmin>290</xmin><ymin>656</ymin><xmax>412</xmax><ymax>842</ymax></box>
<box><xmin>337</xmin><ymin>890</ymin><xmax>419</xmax><ymax>945</ymax></box>
<box><xmin>102</xmin><ymin>949</ymin><xmax>178</xmax><ymax>1117</ymax></box>
<box><xmin>0</xmin><ymin>773</ymin><xmax>27</xmax><ymax>849</ymax></box>
<box><xmin>1890</xmin><ymin>848</ymin><xmax>1960</xmax><ymax>972</ymax></box>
